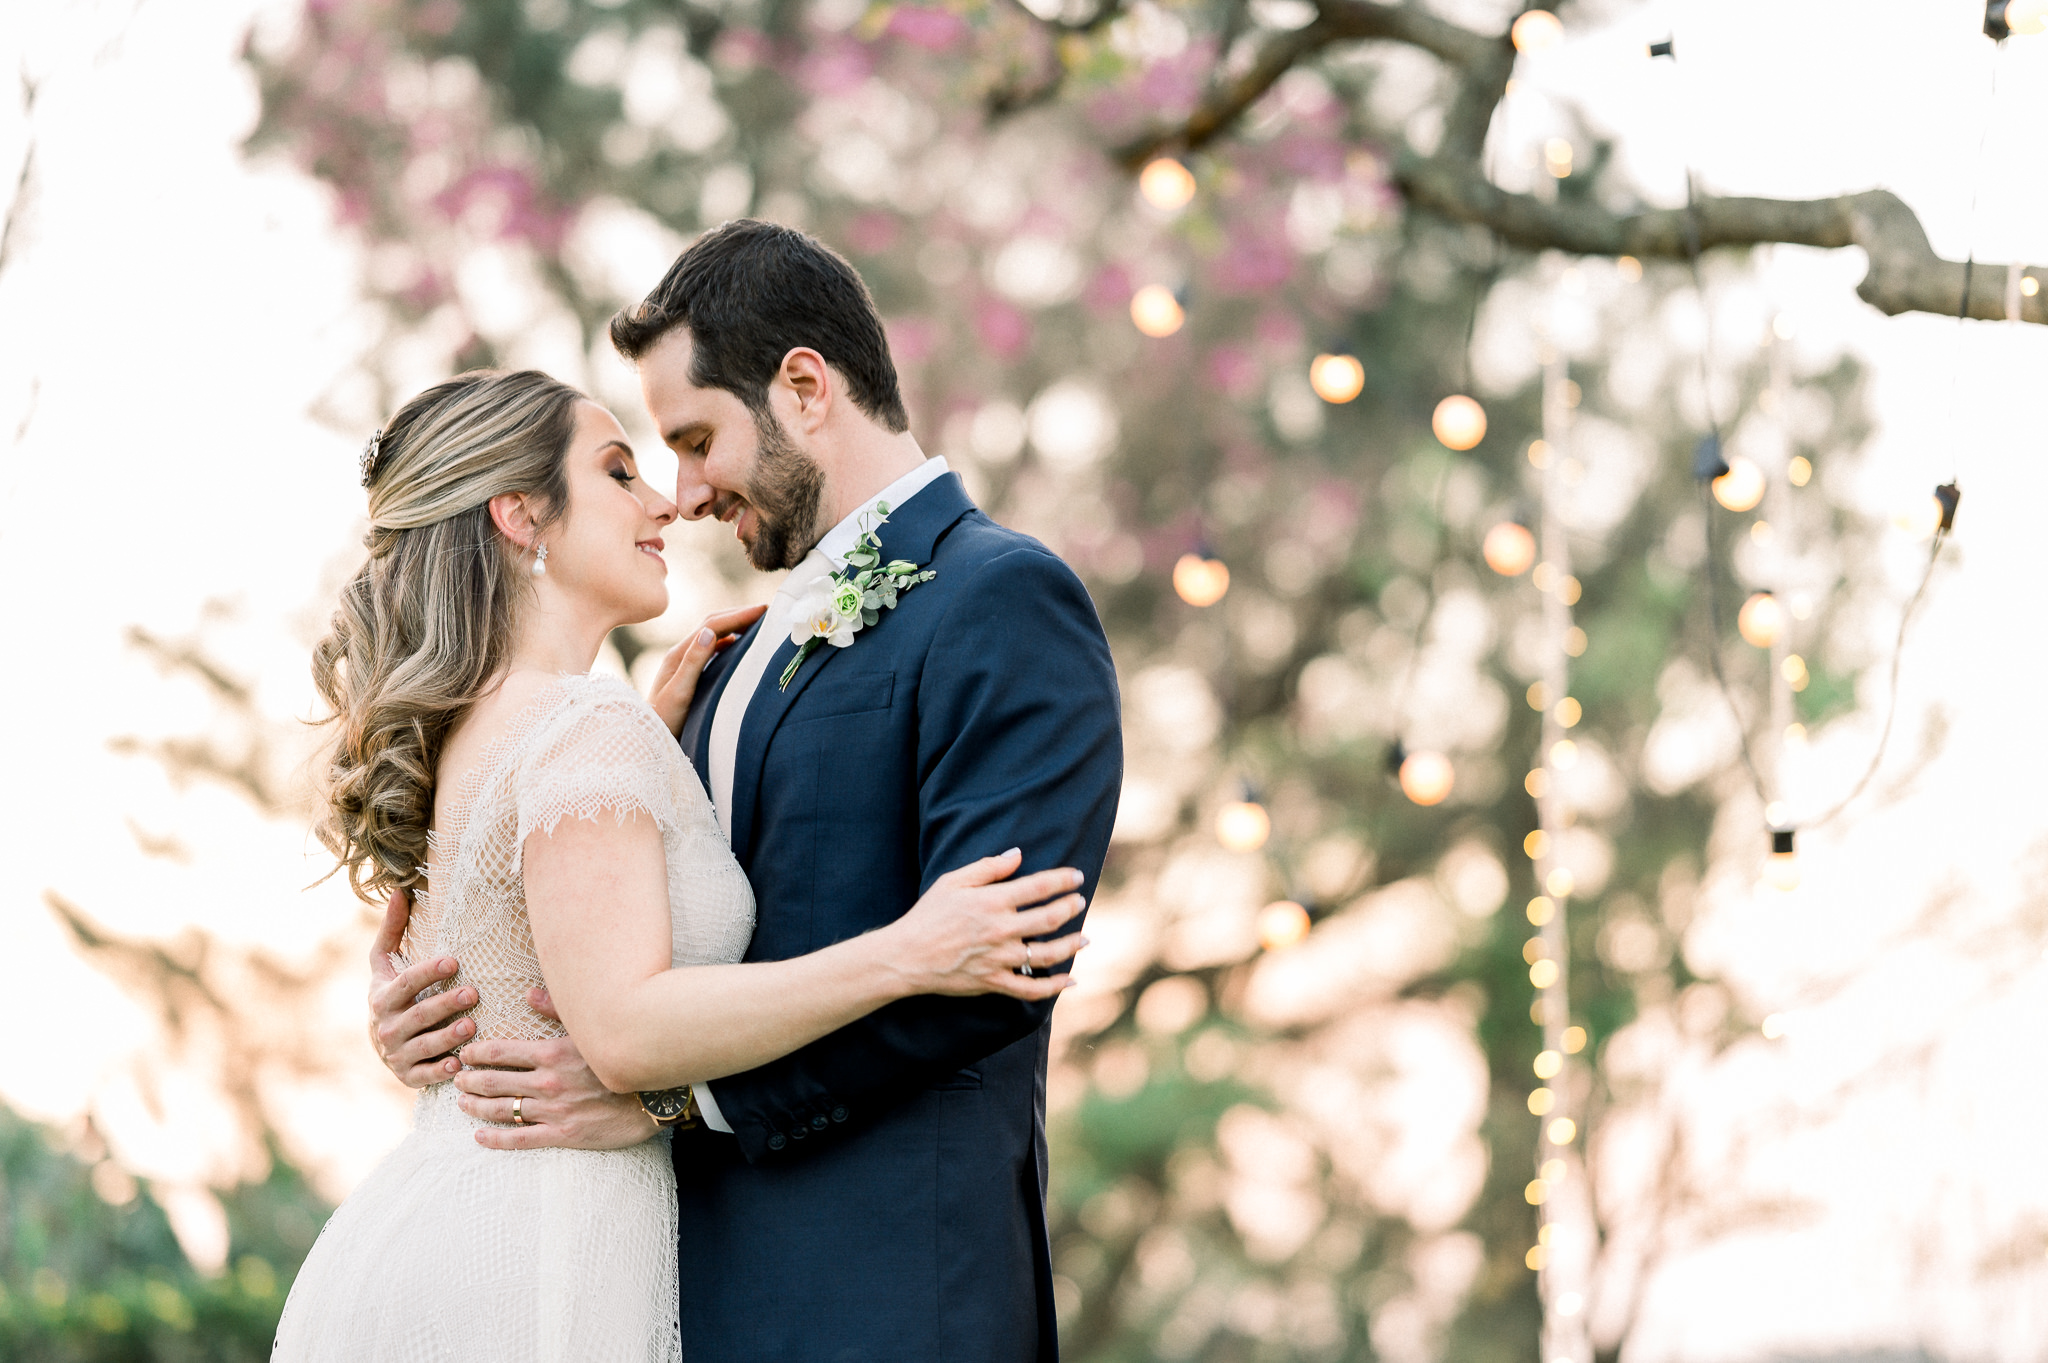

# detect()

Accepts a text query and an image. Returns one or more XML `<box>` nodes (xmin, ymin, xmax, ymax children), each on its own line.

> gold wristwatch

<box><xmin>638</xmin><ymin>1086</ymin><xmax>700</xmax><ymax>1129</ymax></box>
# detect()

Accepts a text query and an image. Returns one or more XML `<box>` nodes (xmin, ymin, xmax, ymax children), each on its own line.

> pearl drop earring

<box><xmin>531</xmin><ymin>542</ymin><xmax>548</xmax><ymax>577</ymax></box>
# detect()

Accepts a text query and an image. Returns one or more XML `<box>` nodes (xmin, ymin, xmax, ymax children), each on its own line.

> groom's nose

<box><xmin>674</xmin><ymin>460</ymin><xmax>718</xmax><ymax>521</ymax></box>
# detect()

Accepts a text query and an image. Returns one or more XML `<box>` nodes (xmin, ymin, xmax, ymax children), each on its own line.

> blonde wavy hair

<box><xmin>313</xmin><ymin>369</ymin><xmax>583</xmax><ymax>901</ymax></box>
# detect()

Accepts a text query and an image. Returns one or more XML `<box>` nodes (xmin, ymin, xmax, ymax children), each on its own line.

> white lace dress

<box><xmin>274</xmin><ymin>674</ymin><xmax>755</xmax><ymax>1362</ymax></box>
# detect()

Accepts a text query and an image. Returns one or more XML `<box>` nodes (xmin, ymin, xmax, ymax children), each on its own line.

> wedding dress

<box><xmin>274</xmin><ymin>673</ymin><xmax>755</xmax><ymax>1362</ymax></box>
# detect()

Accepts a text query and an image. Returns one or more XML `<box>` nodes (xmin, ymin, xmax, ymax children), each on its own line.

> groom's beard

<box><xmin>723</xmin><ymin>406</ymin><xmax>825</xmax><ymax>573</ymax></box>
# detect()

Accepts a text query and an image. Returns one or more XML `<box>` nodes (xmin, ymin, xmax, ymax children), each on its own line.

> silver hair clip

<box><xmin>360</xmin><ymin>431</ymin><xmax>385</xmax><ymax>488</ymax></box>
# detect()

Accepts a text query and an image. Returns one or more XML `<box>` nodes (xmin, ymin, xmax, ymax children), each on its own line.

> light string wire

<box><xmin>1663</xmin><ymin>33</ymin><xmax>1972</xmax><ymax>838</ymax></box>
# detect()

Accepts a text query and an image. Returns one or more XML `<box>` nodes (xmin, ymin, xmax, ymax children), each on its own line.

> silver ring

<box><xmin>512</xmin><ymin>1096</ymin><xmax>526</xmax><ymax>1126</ymax></box>
<box><xmin>1021</xmin><ymin>942</ymin><xmax>1035</xmax><ymax>977</ymax></box>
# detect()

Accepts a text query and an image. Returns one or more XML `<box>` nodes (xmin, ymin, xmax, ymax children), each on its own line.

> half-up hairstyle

<box><xmin>313</xmin><ymin>369</ymin><xmax>583</xmax><ymax>900</ymax></box>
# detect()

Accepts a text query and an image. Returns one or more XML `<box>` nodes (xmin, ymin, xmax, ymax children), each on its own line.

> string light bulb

<box><xmin>1712</xmin><ymin>456</ymin><xmax>1767</xmax><ymax>512</ymax></box>
<box><xmin>1257</xmin><ymin>900</ymin><xmax>1312</xmax><ymax>951</ymax></box>
<box><xmin>1129</xmin><ymin>285</ymin><xmax>1185</xmax><ymax>338</ymax></box>
<box><xmin>1309</xmin><ymin>352</ymin><xmax>1365</xmax><ymax>404</ymax></box>
<box><xmin>1398</xmin><ymin>750</ymin><xmax>1455</xmax><ymax>806</ymax></box>
<box><xmin>1764</xmin><ymin>828</ymin><xmax>1800</xmax><ymax>891</ymax></box>
<box><xmin>1215</xmin><ymin>799</ymin><xmax>1270</xmax><ymax>852</ymax></box>
<box><xmin>1511</xmin><ymin>9</ymin><xmax>1563</xmax><ymax>51</ymax></box>
<box><xmin>1138</xmin><ymin>158</ymin><xmax>1197</xmax><ymax>211</ymax></box>
<box><xmin>1483</xmin><ymin>520</ymin><xmax>1536</xmax><ymax>576</ymax></box>
<box><xmin>1432</xmin><ymin>395</ymin><xmax>1487</xmax><ymax>449</ymax></box>
<box><xmin>1172</xmin><ymin>552</ymin><xmax>1230</xmax><ymax>607</ymax></box>
<box><xmin>1988</xmin><ymin>0</ymin><xmax>2048</xmax><ymax>37</ymax></box>
<box><xmin>1737</xmin><ymin>591</ymin><xmax>1784</xmax><ymax>648</ymax></box>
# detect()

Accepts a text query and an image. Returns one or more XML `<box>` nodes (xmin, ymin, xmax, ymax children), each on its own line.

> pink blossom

<box><xmin>1205</xmin><ymin>345</ymin><xmax>1263</xmax><ymax>400</ymax></box>
<box><xmin>1210</xmin><ymin>230</ymin><xmax>1294</xmax><ymax>295</ymax></box>
<box><xmin>886</xmin><ymin>7</ymin><xmax>969</xmax><ymax>52</ymax></box>
<box><xmin>885</xmin><ymin>316</ymin><xmax>938</xmax><ymax>365</ymax></box>
<box><xmin>797</xmin><ymin>40</ymin><xmax>873</xmax><ymax>97</ymax></box>
<box><xmin>975</xmin><ymin>299</ymin><xmax>1032</xmax><ymax>358</ymax></box>
<box><xmin>846</xmin><ymin>210</ymin><xmax>900</xmax><ymax>254</ymax></box>
<box><xmin>1085</xmin><ymin>264</ymin><xmax>1134</xmax><ymax>314</ymax></box>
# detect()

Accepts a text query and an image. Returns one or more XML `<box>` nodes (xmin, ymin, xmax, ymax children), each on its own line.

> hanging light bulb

<box><xmin>1215</xmin><ymin>800</ymin><xmax>1271</xmax><ymax>852</ymax></box>
<box><xmin>1138</xmin><ymin>158</ymin><xmax>1197</xmax><ymax>211</ymax></box>
<box><xmin>1398</xmin><ymin>750</ymin><xmax>1455</xmax><ymax>806</ymax></box>
<box><xmin>1257</xmin><ymin>900</ymin><xmax>1312</xmax><ymax>951</ymax></box>
<box><xmin>1483</xmin><ymin>521</ymin><xmax>1536</xmax><ymax>576</ymax></box>
<box><xmin>1511</xmin><ymin>9</ymin><xmax>1563</xmax><ymax>51</ymax></box>
<box><xmin>1989</xmin><ymin>0</ymin><xmax>2048</xmax><ymax>37</ymax></box>
<box><xmin>1129</xmin><ymin>285</ymin><xmax>1185</xmax><ymax>338</ymax></box>
<box><xmin>1172</xmin><ymin>552</ymin><xmax>1230</xmax><ymax>606</ymax></box>
<box><xmin>1764</xmin><ymin>828</ymin><xmax>1800</xmax><ymax>890</ymax></box>
<box><xmin>1309</xmin><ymin>352</ymin><xmax>1365</xmax><ymax>404</ymax></box>
<box><xmin>1737</xmin><ymin>591</ymin><xmax>1784</xmax><ymax>648</ymax></box>
<box><xmin>1432</xmin><ymin>394</ymin><xmax>1487</xmax><ymax>449</ymax></box>
<box><xmin>1712</xmin><ymin>456</ymin><xmax>1766</xmax><ymax>512</ymax></box>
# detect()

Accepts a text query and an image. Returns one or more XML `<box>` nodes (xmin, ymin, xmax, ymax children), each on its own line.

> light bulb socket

<box><xmin>1986</xmin><ymin>0</ymin><xmax>2012</xmax><ymax>40</ymax></box>
<box><xmin>1693</xmin><ymin>434</ymin><xmax>1730</xmax><ymax>482</ymax></box>
<box><xmin>1771</xmin><ymin>828</ymin><xmax>1796</xmax><ymax>855</ymax></box>
<box><xmin>1385</xmin><ymin>740</ymin><xmax>1409</xmax><ymax>777</ymax></box>
<box><xmin>1648</xmin><ymin>37</ymin><xmax>1675</xmax><ymax>57</ymax></box>
<box><xmin>1934</xmin><ymin>480</ymin><xmax>1961</xmax><ymax>531</ymax></box>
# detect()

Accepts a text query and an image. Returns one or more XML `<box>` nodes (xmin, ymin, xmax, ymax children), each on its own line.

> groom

<box><xmin>367</xmin><ymin>219</ymin><xmax>1122</xmax><ymax>1362</ymax></box>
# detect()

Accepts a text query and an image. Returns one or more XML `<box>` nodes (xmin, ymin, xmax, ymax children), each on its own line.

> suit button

<box><xmin>767</xmin><ymin>1133</ymin><xmax>786</xmax><ymax>1151</ymax></box>
<box><xmin>810</xmin><ymin>1115</ymin><xmax>829</xmax><ymax>1131</ymax></box>
<box><xmin>831</xmin><ymin>1106</ymin><xmax>849</xmax><ymax>1123</ymax></box>
<box><xmin>790</xmin><ymin>1124</ymin><xmax>807</xmax><ymax>1140</ymax></box>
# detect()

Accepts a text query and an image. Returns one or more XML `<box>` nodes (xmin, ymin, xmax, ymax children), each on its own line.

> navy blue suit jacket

<box><xmin>671</xmin><ymin>473</ymin><xmax>1122</xmax><ymax>1363</ymax></box>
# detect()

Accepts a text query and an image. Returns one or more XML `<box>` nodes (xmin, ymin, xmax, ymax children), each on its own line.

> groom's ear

<box><xmin>776</xmin><ymin>347</ymin><xmax>833</xmax><ymax>436</ymax></box>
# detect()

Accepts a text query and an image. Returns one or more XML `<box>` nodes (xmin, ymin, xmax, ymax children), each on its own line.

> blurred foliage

<box><xmin>0</xmin><ymin>1101</ymin><xmax>326</xmax><ymax>1361</ymax></box>
<box><xmin>204</xmin><ymin>0</ymin><xmax>1914</xmax><ymax>1359</ymax></box>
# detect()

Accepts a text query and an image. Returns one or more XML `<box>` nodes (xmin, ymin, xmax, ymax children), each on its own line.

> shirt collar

<box><xmin>812</xmin><ymin>456</ymin><xmax>950</xmax><ymax>571</ymax></box>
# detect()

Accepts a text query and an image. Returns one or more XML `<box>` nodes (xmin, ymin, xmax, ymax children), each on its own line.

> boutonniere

<box><xmin>779</xmin><ymin>501</ymin><xmax>937</xmax><ymax>691</ymax></box>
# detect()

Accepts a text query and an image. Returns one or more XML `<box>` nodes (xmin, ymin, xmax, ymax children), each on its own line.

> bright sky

<box><xmin>1</xmin><ymin>0</ymin><xmax>2045</xmax><ymax>1353</ymax></box>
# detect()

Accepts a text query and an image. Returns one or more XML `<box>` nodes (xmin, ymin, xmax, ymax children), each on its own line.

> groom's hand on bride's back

<box><xmin>368</xmin><ymin>889</ymin><xmax>476</xmax><ymax>1088</ymax></box>
<box><xmin>454</xmin><ymin>988</ymin><xmax>655</xmax><ymax>1151</ymax></box>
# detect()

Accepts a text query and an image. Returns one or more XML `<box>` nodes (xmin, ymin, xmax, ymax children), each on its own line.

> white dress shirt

<box><xmin>692</xmin><ymin>455</ymin><xmax>950</xmax><ymax>1132</ymax></box>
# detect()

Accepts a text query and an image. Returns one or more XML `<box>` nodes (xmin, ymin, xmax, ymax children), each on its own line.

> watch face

<box><xmin>640</xmin><ymin>1087</ymin><xmax>693</xmax><ymax>1122</ymax></box>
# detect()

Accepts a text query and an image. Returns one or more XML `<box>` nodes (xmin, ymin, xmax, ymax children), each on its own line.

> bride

<box><xmin>273</xmin><ymin>369</ymin><xmax>1086</xmax><ymax>1361</ymax></box>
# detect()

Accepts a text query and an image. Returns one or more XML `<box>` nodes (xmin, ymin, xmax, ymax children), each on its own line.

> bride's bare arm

<box><xmin>521</xmin><ymin>812</ymin><xmax>1084</xmax><ymax>1096</ymax></box>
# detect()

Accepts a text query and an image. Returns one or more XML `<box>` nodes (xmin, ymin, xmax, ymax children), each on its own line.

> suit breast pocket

<box><xmin>791</xmin><ymin>670</ymin><xmax>895</xmax><ymax>722</ymax></box>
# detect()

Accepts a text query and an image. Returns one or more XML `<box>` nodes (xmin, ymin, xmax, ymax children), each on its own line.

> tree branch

<box><xmin>1104</xmin><ymin>0</ymin><xmax>2044</xmax><ymax>324</ymax></box>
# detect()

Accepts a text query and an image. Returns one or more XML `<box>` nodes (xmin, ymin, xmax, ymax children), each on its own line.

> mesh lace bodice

<box><xmin>401</xmin><ymin>672</ymin><xmax>755</xmax><ymax>1048</ymax></box>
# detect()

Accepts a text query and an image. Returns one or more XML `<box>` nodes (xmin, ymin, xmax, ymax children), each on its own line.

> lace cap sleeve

<box><xmin>512</xmin><ymin>675</ymin><xmax>686</xmax><ymax>862</ymax></box>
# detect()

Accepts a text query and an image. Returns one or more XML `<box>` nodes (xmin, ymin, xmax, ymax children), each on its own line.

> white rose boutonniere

<box><xmin>778</xmin><ymin>501</ymin><xmax>936</xmax><ymax>691</ymax></box>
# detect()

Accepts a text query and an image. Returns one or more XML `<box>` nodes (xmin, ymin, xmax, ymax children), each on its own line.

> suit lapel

<box><xmin>726</xmin><ymin>473</ymin><xmax>978</xmax><ymax>860</ymax></box>
<box><xmin>679</xmin><ymin>617</ymin><xmax>757</xmax><ymax>792</ymax></box>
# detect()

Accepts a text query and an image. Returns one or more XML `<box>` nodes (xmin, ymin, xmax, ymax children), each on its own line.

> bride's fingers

<box><xmin>989</xmin><ymin>971</ymin><xmax>1077</xmax><ymax>1002</ymax></box>
<box><xmin>1006</xmin><ymin>894</ymin><xmax>1086</xmax><ymax>939</ymax></box>
<box><xmin>1019</xmin><ymin>932</ymin><xmax>1088</xmax><ymax>969</ymax></box>
<box><xmin>933</xmin><ymin>847</ymin><xmax>1024</xmax><ymax>890</ymax></box>
<box><xmin>701</xmin><ymin>603</ymin><xmax>767</xmax><ymax>636</ymax></box>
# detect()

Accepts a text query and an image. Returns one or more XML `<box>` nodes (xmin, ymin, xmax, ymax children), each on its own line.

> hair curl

<box><xmin>312</xmin><ymin>369</ymin><xmax>582</xmax><ymax>901</ymax></box>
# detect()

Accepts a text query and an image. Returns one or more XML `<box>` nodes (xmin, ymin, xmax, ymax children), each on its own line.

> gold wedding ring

<box><xmin>512</xmin><ymin>1096</ymin><xmax>526</xmax><ymax>1126</ymax></box>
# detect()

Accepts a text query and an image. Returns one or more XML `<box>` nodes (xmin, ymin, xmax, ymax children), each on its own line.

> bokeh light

<box><xmin>1398</xmin><ymin>750</ymin><xmax>1455</xmax><ymax>805</ymax></box>
<box><xmin>1738</xmin><ymin>591</ymin><xmax>1784</xmax><ymax>647</ymax></box>
<box><xmin>1712</xmin><ymin>456</ymin><xmax>1767</xmax><ymax>511</ymax></box>
<box><xmin>1129</xmin><ymin>284</ymin><xmax>1185</xmax><ymax>337</ymax></box>
<box><xmin>1308</xmin><ymin>352</ymin><xmax>1365</xmax><ymax>403</ymax></box>
<box><xmin>1484</xmin><ymin>521</ymin><xmax>1536</xmax><ymax>576</ymax></box>
<box><xmin>1214</xmin><ymin>800</ymin><xmax>1271</xmax><ymax>852</ymax></box>
<box><xmin>1432</xmin><ymin>394</ymin><xmax>1487</xmax><ymax>449</ymax></box>
<box><xmin>1138</xmin><ymin>157</ymin><xmax>1198</xmax><ymax>211</ymax></box>
<box><xmin>1172</xmin><ymin>552</ymin><xmax>1230</xmax><ymax>606</ymax></box>
<box><xmin>1256</xmin><ymin>899</ymin><xmax>1312</xmax><ymax>951</ymax></box>
<box><xmin>1511</xmin><ymin>10</ymin><xmax>1564</xmax><ymax>51</ymax></box>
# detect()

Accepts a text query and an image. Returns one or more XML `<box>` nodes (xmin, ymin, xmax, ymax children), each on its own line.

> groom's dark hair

<box><xmin>610</xmin><ymin>219</ymin><xmax>909</xmax><ymax>434</ymax></box>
